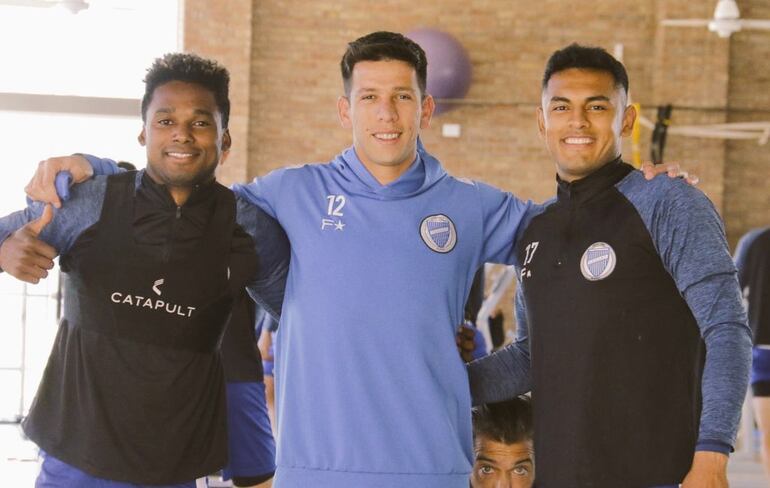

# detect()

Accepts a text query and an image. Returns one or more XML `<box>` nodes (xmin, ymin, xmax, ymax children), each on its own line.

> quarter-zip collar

<box><xmin>138</xmin><ymin>170</ymin><xmax>218</xmax><ymax>209</ymax></box>
<box><xmin>556</xmin><ymin>157</ymin><xmax>632</xmax><ymax>204</ymax></box>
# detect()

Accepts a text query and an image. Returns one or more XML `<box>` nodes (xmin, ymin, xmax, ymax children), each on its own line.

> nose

<box><xmin>568</xmin><ymin>108</ymin><xmax>589</xmax><ymax>129</ymax></box>
<box><xmin>172</xmin><ymin>124</ymin><xmax>193</xmax><ymax>143</ymax></box>
<box><xmin>376</xmin><ymin>98</ymin><xmax>398</xmax><ymax>122</ymax></box>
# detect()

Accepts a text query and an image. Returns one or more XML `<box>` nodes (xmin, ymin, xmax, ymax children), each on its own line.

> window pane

<box><xmin>0</xmin><ymin>0</ymin><xmax>179</xmax><ymax>98</ymax></box>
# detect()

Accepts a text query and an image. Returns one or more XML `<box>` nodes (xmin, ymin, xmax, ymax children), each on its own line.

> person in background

<box><xmin>735</xmin><ymin>226</ymin><xmax>770</xmax><ymax>481</ymax></box>
<box><xmin>471</xmin><ymin>396</ymin><xmax>534</xmax><ymax>488</ymax></box>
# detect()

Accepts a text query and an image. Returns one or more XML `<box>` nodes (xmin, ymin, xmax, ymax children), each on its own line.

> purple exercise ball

<box><xmin>406</xmin><ymin>29</ymin><xmax>472</xmax><ymax>115</ymax></box>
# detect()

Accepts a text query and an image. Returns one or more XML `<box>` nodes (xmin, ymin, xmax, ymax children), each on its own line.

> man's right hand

<box><xmin>25</xmin><ymin>155</ymin><xmax>93</xmax><ymax>208</ymax></box>
<box><xmin>0</xmin><ymin>205</ymin><xmax>57</xmax><ymax>284</ymax></box>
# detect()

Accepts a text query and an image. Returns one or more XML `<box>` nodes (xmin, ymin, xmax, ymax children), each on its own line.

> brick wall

<box><xmin>183</xmin><ymin>0</ymin><xmax>770</xmax><ymax>331</ymax></box>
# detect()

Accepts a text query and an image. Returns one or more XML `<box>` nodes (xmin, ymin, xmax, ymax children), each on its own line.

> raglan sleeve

<box><xmin>0</xmin><ymin>177</ymin><xmax>107</xmax><ymax>259</ymax></box>
<box><xmin>235</xmin><ymin>195</ymin><xmax>290</xmax><ymax>322</ymax></box>
<box><xmin>467</xmin><ymin>271</ymin><xmax>532</xmax><ymax>406</ymax></box>
<box><xmin>231</xmin><ymin>168</ymin><xmax>286</xmax><ymax>220</ymax></box>
<box><xmin>475</xmin><ymin>181</ymin><xmax>540</xmax><ymax>265</ymax></box>
<box><xmin>82</xmin><ymin>154</ymin><xmax>123</xmax><ymax>176</ymax></box>
<box><xmin>650</xmin><ymin>182</ymin><xmax>752</xmax><ymax>454</ymax></box>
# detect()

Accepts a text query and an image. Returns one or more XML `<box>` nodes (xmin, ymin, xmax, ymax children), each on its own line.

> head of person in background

<box><xmin>471</xmin><ymin>396</ymin><xmax>534</xmax><ymax>488</ymax></box>
<box><xmin>337</xmin><ymin>31</ymin><xmax>435</xmax><ymax>184</ymax></box>
<box><xmin>536</xmin><ymin>43</ymin><xmax>635</xmax><ymax>181</ymax></box>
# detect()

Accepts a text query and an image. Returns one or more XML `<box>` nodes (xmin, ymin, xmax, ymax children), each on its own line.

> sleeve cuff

<box><xmin>695</xmin><ymin>439</ymin><xmax>732</xmax><ymax>455</ymax></box>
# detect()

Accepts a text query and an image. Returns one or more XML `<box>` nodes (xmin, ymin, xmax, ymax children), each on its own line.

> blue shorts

<box><xmin>36</xmin><ymin>453</ymin><xmax>201</xmax><ymax>488</ymax></box>
<box><xmin>222</xmin><ymin>381</ymin><xmax>275</xmax><ymax>482</ymax></box>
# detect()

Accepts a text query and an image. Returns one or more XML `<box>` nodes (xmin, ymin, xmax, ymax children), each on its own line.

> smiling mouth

<box><xmin>562</xmin><ymin>137</ymin><xmax>594</xmax><ymax>145</ymax></box>
<box><xmin>165</xmin><ymin>151</ymin><xmax>199</xmax><ymax>160</ymax></box>
<box><xmin>373</xmin><ymin>132</ymin><xmax>401</xmax><ymax>141</ymax></box>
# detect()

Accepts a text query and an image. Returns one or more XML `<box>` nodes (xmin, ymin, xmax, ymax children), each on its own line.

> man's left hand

<box><xmin>681</xmin><ymin>451</ymin><xmax>729</xmax><ymax>488</ymax></box>
<box><xmin>641</xmin><ymin>161</ymin><xmax>699</xmax><ymax>185</ymax></box>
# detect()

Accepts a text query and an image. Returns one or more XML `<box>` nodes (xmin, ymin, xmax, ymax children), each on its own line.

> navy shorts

<box><xmin>222</xmin><ymin>381</ymin><xmax>276</xmax><ymax>484</ymax></box>
<box><xmin>36</xmin><ymin>453</ymin><xmax>202</xmax><ymax>488</ymax></box>
<box><xmin>752</xmin><ymin>347</ymin><xmax>770</xmax><ymax>397</ymax></box>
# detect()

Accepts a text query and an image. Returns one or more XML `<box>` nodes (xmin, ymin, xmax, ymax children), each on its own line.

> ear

<box><xmin>536</xmin><ymin>106</ymin><xmax>546</xmax><ymax>140</ymax></box>
<box><xmin>138</xmin><ymin>127</ymin><xmax>147</xmax><ymax>146</ymax></box>
<box><xmin>620</xmin><ymin>104</ymin><xmax>637</xmax><ymax>137</ymax></box>
<box><xmin>220</xmin><ymin>129</ymin><xmax>232</xmax><ymax>166</ymax></box>
<box><xmin>338</xmin><ymin>96</ymin><xmax>352</xmax><ymax>129</ymax></box>
<box><xmin>420</xmin><ymin>95</ymin><xmax>435</xmax><ymax>129</ymax></box>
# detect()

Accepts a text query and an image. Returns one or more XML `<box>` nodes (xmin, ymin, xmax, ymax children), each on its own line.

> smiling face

<box><xmin>537</xmin><ymin>68</ymin><xmax>635</xmax><ymax>182</ymax></box>
<box><xmin>337</xmin><ymin>59</ymin><xmax>434</xmax><ymax>185</ymax></box>
<box><xmin>471</xmin><ymin>436</ymin><xmax>535</xmax><ymax>488</ymax></box>
<box><xmin>139</xmin><ymin>80</ymin><xmax>231</xmax><ymax>201</ymax></box>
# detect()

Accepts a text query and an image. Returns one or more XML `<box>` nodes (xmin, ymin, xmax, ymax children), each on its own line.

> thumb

<box><xmin>25</xmin><ymin>204</ymin><xmax>54</xmax><ymax>236</ymax></box>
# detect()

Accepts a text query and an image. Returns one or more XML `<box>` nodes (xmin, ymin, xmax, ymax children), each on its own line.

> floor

<box><xmin>2</xmin><ymin>423</ymin><xmax>768</xmax><ymax>487</ymax></box>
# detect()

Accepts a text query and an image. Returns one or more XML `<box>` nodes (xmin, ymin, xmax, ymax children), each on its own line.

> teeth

<box><xmin>168</xmin><ymin>152</ymin><xmax>194</xmax><ymax>158</ymax></box>
<box><xmin>374</xmin><ymin>133</ymin><xmax>399</xmax><ymax>140</ymax></box>
<box><xmin>564</xmin><ymin>137</ymin><xmax>593</xmax><ymax>144</ymax></box>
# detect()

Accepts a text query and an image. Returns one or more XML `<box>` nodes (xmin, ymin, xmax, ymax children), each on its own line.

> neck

<box><xmin>356</xmin><ymin>149</ymin><xmax>416</xmax><ymax>186</ymax></box>
<box><xmin>168</xmin><ymin>187</ymin><xmax>192</xmax><ymax>206</ymax></box>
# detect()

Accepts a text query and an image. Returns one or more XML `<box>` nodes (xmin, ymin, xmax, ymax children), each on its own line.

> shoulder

<box><xmin>617</xmin><ymin>171</ymin><xmax>715</xmax><ymax>214</ymax></box>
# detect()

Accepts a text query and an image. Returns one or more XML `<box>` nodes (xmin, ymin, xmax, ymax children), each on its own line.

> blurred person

<box><xmin>735</xmin><ymin>226</ymin><xmax>770</xmax><ymax>480</ymax></box>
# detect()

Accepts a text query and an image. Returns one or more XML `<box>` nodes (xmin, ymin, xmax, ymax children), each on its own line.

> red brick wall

<box><xmin>183</xmin><ymin>0</ymin><xmax>770</xmax><ymax>331</ymax></box>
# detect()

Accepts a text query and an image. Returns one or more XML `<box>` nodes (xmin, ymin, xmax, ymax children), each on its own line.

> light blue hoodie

<box><xmin>230</xmin><ymin>146</ymin><xmax>533</xmax><ymax>487</ymax></box>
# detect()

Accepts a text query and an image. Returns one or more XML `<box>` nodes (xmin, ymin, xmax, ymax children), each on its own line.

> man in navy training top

<box><xmin>468</xmin><ymin>44</ymin><xmax>751</xmax><ymax>488</ymax></box>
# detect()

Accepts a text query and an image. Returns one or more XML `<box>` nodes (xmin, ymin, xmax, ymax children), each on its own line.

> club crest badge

<box><xmin>580</xmin><ymin>242</ymin><xmax>616</xmax><ymax>281</ymax></box>
<box><xmin>420</xmin><ymin>214</ymin><xmax>457</xmax><ymax>253</ymax></box>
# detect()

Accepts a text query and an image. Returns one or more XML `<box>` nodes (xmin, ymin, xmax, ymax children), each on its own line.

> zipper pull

<box><xmin>176</xmin><ymin>207</ymin><xmax>181</xmax><ymax>219</ymax></box>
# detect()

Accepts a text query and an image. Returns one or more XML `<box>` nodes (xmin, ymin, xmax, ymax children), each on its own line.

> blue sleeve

<box><xmin>468</xmin><ymin>273</ymin><xmax>532</xmax><ymax>405</ymax></box>
<box><xmin>0</xmin><ymin>177</ymin><xmax>107</xmax><ymax>256</ymax></box>
<box><xmin>475</xmin><ymin>182</ymin><xmax>539</xmax><ymax>265</ymax></box>
<box><xmin>236</xmin><ymin>195</ymin><xmax>289</xmax><ymax>322</ymax></box>
<box><xmin>231</xmin><ymin>169</ymin><xmax>286</xmax><ymax>219</ymax></box>
<box><xmin>622</xmin><ymin>176</ymin><xmax>752</xmax><ymax>453</ymax></box>
<box><xmin>82</xmin><ymin>154</ymin><xmax>123</xmax><ymax>176</ymax></box>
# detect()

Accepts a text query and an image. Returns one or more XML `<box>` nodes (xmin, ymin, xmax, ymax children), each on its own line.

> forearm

<box><xmin>467</xmin><ymin>340</ymin><xmax>532</xmax><ymax>406</ymax></box>
<box><xmin>697</xmin><ymin>322</ymin><xmax>752</xmax><ymax>452</ymax></box>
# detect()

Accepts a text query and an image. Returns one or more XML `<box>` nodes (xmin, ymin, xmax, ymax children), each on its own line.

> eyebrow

<box><xmin>153</xmin><ymin>108</ymin><xmax>215</xmax><ymax>117</ymax></box>
<box><xmin>475</xmin><ymin>456</ymin><xmax>498</xmax><ymax>465</ymax></box>
<box><xmin>358</xmin><ymin>87</ymin><xmax>417</xmax><ymax>93</ymax></box>
<box><xmin>514</xmin><ymin>458</ymin><xmax>533</xmax><ymax>466</ymax></box>
<box><xmin>549</xmin><ymin>95</ymin><xmax>610</xmax><ymax>104</ymax></box>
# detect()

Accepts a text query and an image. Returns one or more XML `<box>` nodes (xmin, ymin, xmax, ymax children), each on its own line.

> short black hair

<box><xmin>542</xmin><ymin>43</ymin><xmax>629</xmax><ymax>95</ymax></box>
<box><xmin>340</xmin><ymin>31</ymin><xmax>428</xmax><ymax>97</ymax></box>
<box><xmin>141</xmin><ymin>52</ymin><xmax>231</xmax><ymax>128</ymax></box>
<box><xmin>472</xmin><ymin>396</ymin><xmax>533</xmax><ymax>445</ymax></box>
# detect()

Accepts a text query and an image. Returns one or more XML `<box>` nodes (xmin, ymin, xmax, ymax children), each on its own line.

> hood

<box><xmin>329</xmin><ymin>138</ymin><xmax>447</xmax><ymax>200</ymax></box>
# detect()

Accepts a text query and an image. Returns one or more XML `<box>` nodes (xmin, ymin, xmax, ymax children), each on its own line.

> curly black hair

<box><xmin>141</xmin><ymin>52</ymin><xmax>230</xmax><ymax>127</ymax></box>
